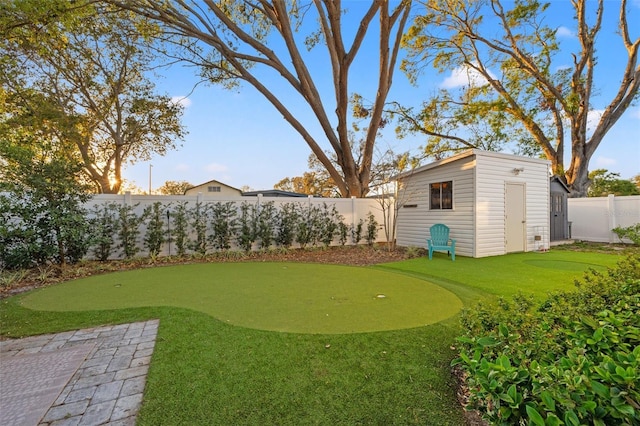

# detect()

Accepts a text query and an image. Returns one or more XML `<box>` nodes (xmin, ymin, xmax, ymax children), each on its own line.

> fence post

<box><xmin>351</xmin><ymin>196</ymin><xmax>356</xmax><ymax>245</ymax></box>
<box><xmin>124</xmin><ymin>191</ymin><xmax>132</xmax><ymax>207</ymax></box>
<box><xmin>608</xmin><ymin>194</ymin><xmax>616</xmax><ymax>243</ymax></box>
<box><xmin>257</xmin><ymin>193</ymin><xmax>263</xmax><ymax>210</ymax></box>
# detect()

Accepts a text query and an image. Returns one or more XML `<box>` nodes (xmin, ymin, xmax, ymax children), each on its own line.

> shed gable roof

<box><xmin>550</xmin><ymin>175</ymin><xmax>570</xmax><ymax>193</ymax></box>
<box><xmin>393</xmin><ymin>149</ymin><xmax>550</xmax><ymax>180</ymax></box>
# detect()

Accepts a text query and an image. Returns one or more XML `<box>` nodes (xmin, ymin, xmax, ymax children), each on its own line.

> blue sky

<box><xmin>124</xmin><ymin>1</ymin><xmax>640</xmax><ymax>193</ymax></box>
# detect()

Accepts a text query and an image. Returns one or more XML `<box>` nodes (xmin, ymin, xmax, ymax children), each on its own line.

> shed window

<box><xmin>208</xmin><ymin>186</ymin><xmax>221</xmax><ymax>192</ymax></box>
<box><xmin>430</xmin><ymin>181</ymin><xmax>452</xmax><ymax>210</ymax></box>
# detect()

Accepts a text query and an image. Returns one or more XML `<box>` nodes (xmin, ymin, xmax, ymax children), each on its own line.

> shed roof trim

<box><xmin>393</xmin><ymin>149</ymin><xmax>550</xmax><ymax>180</ymax></box>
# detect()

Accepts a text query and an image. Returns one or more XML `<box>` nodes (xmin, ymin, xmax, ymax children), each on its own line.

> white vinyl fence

<box><xmin>568</xmin><ymin>195</ymin><xmax>640</xmax><ymax>243</ymax></box>
<box><xmin>85</xmin><ymin>193</ymin><xmax>392</xmax><ymax>259</ymax></box>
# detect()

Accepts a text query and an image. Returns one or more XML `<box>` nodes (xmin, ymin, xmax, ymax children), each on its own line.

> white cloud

<box><xmin>556</xmin><ymin>26</ymin><xmax>575</xmax><ymax>38</ymax></box>
<box><xmin>631</xmin><ymin>108</ymin><xmax>640</xmax><ymax>120</ymax></box>
<box><xmin>175</xmin><ymin>163</ymin><xmax>190</xmax><ymax>172</ymax></box>
<box><xmin>171</xmin><ymin>96</ymin><xmax>192</xmax><ymax>108</ymax></box>
<box><xmin>440</xmin><ymin>65</ymin><xmax>498</xmax><ymax>89</ymax></box>
<box><xmin>594</xmin><ymin>156</ymin><xmax>617</xmax><ymax>168</ymax></box>
<box><xmin>205</xmin><ymin>163</ymin><xmax>229</xmax><ymax>173</ymax></box>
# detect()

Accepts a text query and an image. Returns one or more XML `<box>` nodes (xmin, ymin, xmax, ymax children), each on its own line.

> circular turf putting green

<box><xmin>21</xmin><ymin>263</ymin><xmax>462</xmax><ymax>334</ymax></box>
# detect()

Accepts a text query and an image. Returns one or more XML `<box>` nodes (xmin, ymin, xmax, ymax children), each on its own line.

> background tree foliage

<box><xmin>587</xmin><ymin>169</ymin><xmax>640</xmax><ymax>197</ymax></box>
<box><xmin>107</xmin><ymin>0</ymin><xmax>412</xmax><ymax>198</ymax></box>
<box><xmin>0</xmin><ymin>88</ymin><xmax>93</xmax><ymax>268</ymax></box>
<box><xmin>275</xmin><ymin>140</ymin><xmax>422</xmax><ymax>199</ymax></box>
<box><xmin>1</xmin><ymin>0</ymin><xmax>186</xmax><ymax>194</ymax></box>
<box><xmin>274</xmin><ymin>170</ymin><xmax>337</xmax><ymax>197</ymax></box>
<box><xmin>157</xmin><ymin>180</ymin><xmax>193</xmax><ymax>195</ymax></box>
<box><xmin>399</xmin><ymin>0</ymin><xmax>640</xmax><ymax>196</ymax></box>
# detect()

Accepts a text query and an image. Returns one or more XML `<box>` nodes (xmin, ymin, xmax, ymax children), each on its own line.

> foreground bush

<box><xmin>613</xmin><ymin>223</ymin><xmax>640</xmax><ymax>246</ymax></box>
<box><xmin>455</xmin><ymin>255</ymin><xmax>640</xmax><ymax>425</ymax></box>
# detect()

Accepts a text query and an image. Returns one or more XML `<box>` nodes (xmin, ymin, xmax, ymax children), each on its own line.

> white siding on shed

<box><xmin>396</xmin><ymin>155</ymin><xmax>475</xmax><ymax>257</ymax></box>
<box><xmin>395</xmin><ymin>149</ymin><xmax>550</xmax><ymax>258</ymax></box>
<box><xmin>474</xmin><ymin>152</ymin><xmax>550</xmax><ymax>257</ymax></box>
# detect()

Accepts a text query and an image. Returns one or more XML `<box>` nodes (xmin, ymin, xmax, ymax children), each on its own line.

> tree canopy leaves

<box><xmin>587</xmin><ymin>169</ymin><xmax>640</xmax><ymax>197</ymax></box>
<box><xmin>1</xmin><ymin>0</ymin><xmax>186</xmax><ymax>193</ymax></box>
<box><xmin>400</xmin><ymin>0</ymin><xmax>640</xmax><ymax>196</ymax></box>
<box><xmin>157</xmin><ymin>180</ymin><xmax>193</xmax><ymax>195</ymax></box>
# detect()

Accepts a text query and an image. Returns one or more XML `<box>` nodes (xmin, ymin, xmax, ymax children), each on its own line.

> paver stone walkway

<box><xmin>0</xmin><ymin>320</ymin><xmax>159</xmax><ymax>426</ymax></box>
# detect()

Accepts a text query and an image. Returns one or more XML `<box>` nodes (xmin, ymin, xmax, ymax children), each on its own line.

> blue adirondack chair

<box><xmin>427</xmin><ymin>224</ymin><xmax>456</xmax><ymax>261</ymax></box>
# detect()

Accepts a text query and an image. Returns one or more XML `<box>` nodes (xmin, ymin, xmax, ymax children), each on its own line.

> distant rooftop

<box><xmin>242</xmin><ymin>189</ymin><xmax>309</xmax><ymax>197</ymax></box>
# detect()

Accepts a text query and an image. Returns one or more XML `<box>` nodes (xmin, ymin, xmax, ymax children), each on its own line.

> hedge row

<box><xmin>1</xmin><ymin>197</ymin><xmax>378</xmax><ymax>270</ymax></box>
<box><xmin>455</xmin><ymin>255</ymin><xmax>640</xmax><ymax>425</ymax></box>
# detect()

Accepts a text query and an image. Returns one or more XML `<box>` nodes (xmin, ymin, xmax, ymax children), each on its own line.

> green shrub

<box><xmin>351</xmin><ymin>218</ymin><xmax>364</xmax><ymax>244</ymax></box>
<box><xmin>116</xmin><ymin>204</ymin><xmax>145</xmax><ymax>259</ymax></box>
<box><xmin>454</xmin><ymin>255</ymin><xmax>640</xmax><ymax>425</ymax></box>
<box><xmin>256</xmin><ymin>201</ymin><xmax>277</xmax><ymax>249</ymax></box>
<box><xmin>319</xmin><ymin>203</ymin><xmax>341</xmax><ymax>247</ymax></box>
<box><xmin>209</xmin><ymin>202</ymin><xmax>237</xmax><ymax>251</ymax></box>
<box><xmin>366</xmin><ymin>212</ymin><xmax>378</xmax><ymax>246</ymax></box>
<box><xmin>276</xmin><ymin>203</ymin><xmax>298</xmax><ymax>248</ymax></box>
<box><xmin>236</xmin><ymin>202</ymin><xmax>257</xmax><ymax>252</ymax></box>
<box><xmin>0</xmin><ymin>189</ymin><xmax>91</xmax><ymax>269</ymax></box>
<box><xmin>612</xmin><ymin>223</ymin><xmax>640</xmax><ymax>246</ymax></box>
<box><xmin>337</xmin><ymin>222</ymin><xmax>349</xmax><ymax>246</ymax></box>
<box><xmin>296</xmin><ymin>204</ymin><xmax>322</xmax><ymax>248</ymax></box>
<box><xmin>188</xmin><ymin>202</ymin><xmax>209</xmax><ymax>256</ymax></box>
<box><xmin>143</xmin><ymin>202</ymin><xmax>167</xmax><ymax>258</ymax></box>
<box><xmin>170</xmin><ymin>202</ymin><xmax>189</xmax><ymax>257</ymax></box>
<box><xmin>89</xmin><ymin>202</ymin><xmax>118</xmax><ymax>261</ymax></box>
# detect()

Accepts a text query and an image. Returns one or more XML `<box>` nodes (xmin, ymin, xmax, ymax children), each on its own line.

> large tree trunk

<box><xmin>109</xmin><ymin>0</ymin><xmax>411</xmax><ymax>198</ymax></box>
<box><xmin>565</xmin><ymin>145</ymin><xmax>591</xmax><ymax>197</ymax></box>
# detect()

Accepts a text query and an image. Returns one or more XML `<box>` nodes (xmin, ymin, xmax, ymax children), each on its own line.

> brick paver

<box><xmin>0</xmin><ymin>320</ymin><xmax>158</xmax><ymax>426</ymax></box>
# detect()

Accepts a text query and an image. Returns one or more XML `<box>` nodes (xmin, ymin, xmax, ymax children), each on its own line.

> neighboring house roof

<box><xmin>183</xmin><ymin>179</ymin><xmax>242</xmax><ymax>195</ymax></box>
<box><xmin>242</xmin><ymin>189</ymin><xmax>309</xmax><ymax>197</ymax></box>
<box><xmin>184</xmin><ymin>181</ymin><xmax>309</xmax><ymax>197</ymax></box>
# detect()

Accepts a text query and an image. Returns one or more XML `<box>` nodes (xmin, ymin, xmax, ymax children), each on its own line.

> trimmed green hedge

<box><xmin>1</xmin><ymin>199</ymin><xmax>379</xmax><ymax>269</ymax></box>
<box><xmin>455</xmin><ymin>255</ymin><xmax>640</xmax><ymax>425</ymax></box>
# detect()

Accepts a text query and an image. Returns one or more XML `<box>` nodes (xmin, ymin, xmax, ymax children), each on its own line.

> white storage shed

<box><xmin>394</xmin><ymin>149</ymin><xmax>551</xmax><ymax>258</ymax></box>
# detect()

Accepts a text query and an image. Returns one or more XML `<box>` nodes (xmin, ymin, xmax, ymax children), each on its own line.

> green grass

<box><xmin>20</xmin><ymin>263</ymin><xmax>462</xmax><ymax>334</ymax></box>
<box><xmin>0</xmin><ymin>249</ymin><xmax>625</xmax><ymax>425</ymax></box>
<box><xmin>380</xmin><ymin>250</ymin><xmax>619</xmax><ymax>300</ymax></box>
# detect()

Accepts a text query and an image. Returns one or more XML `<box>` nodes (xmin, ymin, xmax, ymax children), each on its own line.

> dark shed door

<box><xmin>550</xmin><ymin>192</ymin><xmax>567</xmax><ymax>241</ymax></box>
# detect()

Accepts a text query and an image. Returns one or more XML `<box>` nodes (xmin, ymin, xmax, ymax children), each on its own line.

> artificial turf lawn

<box><xmin>20</xmin><ymin>263</ymin><xmax>463</xmax><ymax>334</ymax></box>
<box><xmin>379</xmin><ymin>250</ymin><xmax>620</xmax><ymax>299</ymax></box>
<box><xmin>0</xmin><ymin>303</ymin><xmax>466</xmax><ymax>425</ymax></box>
<box><xmin>0</xmin><ymin>250</ymin><xmax>626</xmax><ymax>425</ymax></box>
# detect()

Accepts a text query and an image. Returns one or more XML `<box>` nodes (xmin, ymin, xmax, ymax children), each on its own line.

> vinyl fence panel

<box><xmin>568</xmin><ymin>195</ymin><xmax>640</xmax><ymax>243</ymax></box>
